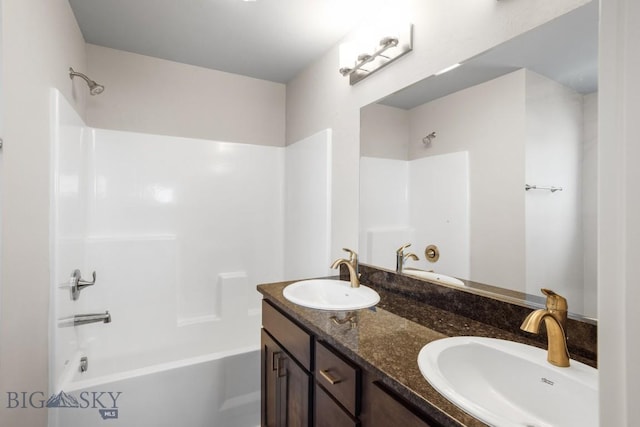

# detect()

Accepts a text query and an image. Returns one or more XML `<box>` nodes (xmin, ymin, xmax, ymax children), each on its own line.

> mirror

<box><xmin>359</xmin><ymin>2</ymin><xmax>598</xmax><ymax>319</ymax></box>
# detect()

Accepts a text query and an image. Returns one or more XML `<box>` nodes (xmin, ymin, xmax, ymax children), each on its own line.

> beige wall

<box><xmin>361</xmin><ymin>70</ymin><xmax>527</xmax><ymax>291</ymax></box>
<box><xmin>286</xmin><ymin>0</ymin><xmax>590</xmax><ymax>270</ymax></box>
<box><xmin>289</xmin><ymin>0</ymin><xmax>640</xmax><ymax>424</ymax></box>
<box><xmin>360</xmin><ymin>103</ymin><xmax>409</xmax><ymax>160</ymax></box>
<box><xmin>410</xmin><ymin>70</ymin><xmax>526</xmax><ymax>291</ymax></box>
<box><xmin>0</xmin><ymin>0</ymin><xmax>88</xmax><ymax>425</ymax></box>
<box><xmin>86</xmin><ymin>44</ymin><xmax>286</xmax><ymax>146</ymax></box>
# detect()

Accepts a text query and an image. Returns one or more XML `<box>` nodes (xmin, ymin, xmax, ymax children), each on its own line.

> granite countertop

<box><xmin>258</xmin><ymin>281</ymin><xmax>484</xmax><ymax>426</ymax></box>
<box><xmin>258</xmin><ymin>276</ymin><xmax>597</xmax><ymax>427</ymax></box>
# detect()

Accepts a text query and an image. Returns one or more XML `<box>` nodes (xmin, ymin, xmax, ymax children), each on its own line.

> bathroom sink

<box><xmin>283</xmin><ymin>279</ymin><xmax>380</xmax><ymax>311</ymax></box>
<box><xmin>403</xmin><ymin>269</ymin><xmax>465</xmax><ymax>287</ymax></box>
<box><xmin>417</xmin><ymin>336</ymin><xmax>598</xmax><ymax>427</ymax></box>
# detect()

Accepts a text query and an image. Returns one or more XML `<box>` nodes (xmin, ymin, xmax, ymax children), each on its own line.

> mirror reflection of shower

<box><xmin>69</xmin><ymin>67</ymin><xmax>104</xmax><ymax>95</ymax></box>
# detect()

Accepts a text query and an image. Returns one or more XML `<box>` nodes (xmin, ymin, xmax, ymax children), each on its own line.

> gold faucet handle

<box><xmin>541</xmin><ymin>288</ymin><xmax>568</xmax><ymax>312</ymax></box>
<box><xmin>396</xmin><ymin>243</ymin><xmax>412</xmax><ymax>255</ymax></box>
<box><xmin>341</xmin><ymin>248</ymin><xmax>358</xmax><ymax>263</ymax></box>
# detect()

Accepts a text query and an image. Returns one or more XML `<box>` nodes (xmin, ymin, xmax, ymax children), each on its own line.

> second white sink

<box><xmin>403</xmin><ymin>268</ymin><xmax>465</xmax><ymax>287</ymax></box>
<box><xmin>283</xmin><ymin>279</ymin><xmax>380</xmax><ymax>311</ymax></box>
<box><xmin>417</xmin><ymin>336</ymin><xmax>598</xmax><ymax>427</ymax></box>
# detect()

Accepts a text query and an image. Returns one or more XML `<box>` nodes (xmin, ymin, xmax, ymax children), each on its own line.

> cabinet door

<box><xmin>262</xmin><ymin>329</ymin><xmax>281</xmax><ymax>426</ymax></box>
<box><xmin>315</xmin><ymin>384</ymin><xmax>359</xmax><ymax>427</ymax></box>
<box><xmin>261</xmin><ymin>329</ymin><xmax>311</xmax><ymax>427</ymax></box>
<box><xmin>362</xmin><ymin>378</ymin><xmax>441</xmax><ymax>427</ymax></box>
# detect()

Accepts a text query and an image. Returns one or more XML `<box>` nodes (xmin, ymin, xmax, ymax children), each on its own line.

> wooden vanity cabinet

<box><xmin>261</xmin><ymin>330</ymin><xmax>311</xmax><ymax>427</ymax></box>
<box><xmin>261</xmin><ymin>299</ymin><xmax>443</xmax><ymax>427</ymax></box>
<box><xmin>360</xmin><ymin>375</ymin><xmax>436</xmax><ymax>427</ymax></box>
<box><xmin>261</xmin><ymin>301</ymin><xmax>313</xmax><ymax>427</ymax></box>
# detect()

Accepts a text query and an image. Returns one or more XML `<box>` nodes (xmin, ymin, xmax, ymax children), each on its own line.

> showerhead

<box><xmin>69</xmin><ymin>67</ymin><xmax>105</xmax><ymax>96</ymax></box>
<box><xmin>89</xmin><ymin>82</ymin><xmax>104</xmax><ymax>95</ymax></box>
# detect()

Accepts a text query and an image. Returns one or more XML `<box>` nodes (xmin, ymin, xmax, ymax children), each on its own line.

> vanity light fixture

<box><xmin>339</xmin><ymin>23</ymin><xmax>413</xmax><ymax>85</ymax></box>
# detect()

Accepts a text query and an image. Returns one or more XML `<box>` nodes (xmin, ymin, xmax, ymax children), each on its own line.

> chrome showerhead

<box><xmin>89</xmin><ymin>81</ymin><xmax>104</xmax><ymax>95</ymax></box>
<box><xmin>69</xmin><ymin>67</ymin><xmax>105</xmax><ymax>96</ymax></box>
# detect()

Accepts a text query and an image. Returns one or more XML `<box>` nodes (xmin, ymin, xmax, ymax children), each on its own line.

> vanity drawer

<box><xmin>315</xmin><ymin>341</ymin><xmax>360</xmax><ymax>416</ymax></box>
<box><xmin>262</xmin><ymin>300</ymin><xmax>312</xmax><ymax>371</ymax></box>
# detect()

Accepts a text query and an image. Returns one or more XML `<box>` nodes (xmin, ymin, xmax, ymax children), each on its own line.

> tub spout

<box><xmin>59</xmin><ymin>311</ymin><xmax>112</xmax><ymax>327</ymax></box>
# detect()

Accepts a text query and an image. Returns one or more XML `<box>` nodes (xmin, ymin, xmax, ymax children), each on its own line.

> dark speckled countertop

<box><xmin>257</xmin><ymin>271</ymin><xmax>597</xmax><ymax>427</ymax></box>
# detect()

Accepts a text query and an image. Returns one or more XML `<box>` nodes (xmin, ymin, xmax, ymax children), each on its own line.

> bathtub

<box><xmin>49</xmin><ymin>347</ymin><xmax>260</xmax><ymax>427</ymax></box>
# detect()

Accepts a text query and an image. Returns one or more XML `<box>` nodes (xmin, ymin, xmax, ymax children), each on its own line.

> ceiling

<box><xmin>68</xmin><ymin>0</ymin><xmax>383</xmax><ymax>83</ymax></box>
<box><xmin>380</xmin><ymin>0</ymin><xmax>598</xmax><ymax>110</ymax></box>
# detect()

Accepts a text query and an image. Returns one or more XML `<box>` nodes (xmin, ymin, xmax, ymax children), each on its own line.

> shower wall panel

<box><xmin>50</xmin><ymin>90</ymin><xmax>90</xmax><ymax>391</ymax></box>
<box><xmin>284</xmin><ymin>129</ymin><xmax>332</xmax><ymax>280</ymax></box>
<box><xmin>80</xmin><ymin>129</ymin><xmax>285</xmax><ymax>368</ymax></box>
<box><xmin>51</xmin><ymin>89</ymin><xmax>287</xmax><ymax>389</ymax></box>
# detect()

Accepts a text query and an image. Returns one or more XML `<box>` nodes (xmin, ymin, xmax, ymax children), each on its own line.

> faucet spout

<box><xmin>396</xmin><ymin>243</ymin><xmax>419</xmax><ymax>273</ymax></box>
<box><xmin>331</xmin><ymin>248</ymin><xmax>360</xmax><ymax>288</ymax></box>
<box><xmin>520</xmin><ymin>289</ymin><xmax>570</xmax><ymax>367</ymax></box>
<box><xmin>73</xmin><ymin>311</ymin><xmax>111</xmax><ymax>326</ymax></box>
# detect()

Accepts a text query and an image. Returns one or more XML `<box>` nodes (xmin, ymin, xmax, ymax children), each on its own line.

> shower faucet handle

<box><xmin>70</xmin><ymin>269</ymin><xmax>97</xmax><ymax>301</ymax></box>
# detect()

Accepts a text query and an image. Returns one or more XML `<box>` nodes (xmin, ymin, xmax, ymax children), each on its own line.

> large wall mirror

<box><xmin>359</xmin><ymin>1</ymin><xmax>598</xmax><ymax>319</ymax></box>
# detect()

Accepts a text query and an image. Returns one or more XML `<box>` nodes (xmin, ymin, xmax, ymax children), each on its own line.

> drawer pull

<box><xmin>319</xmin><ymin>369</ymin><xmax>341</xmax><ymax>385</ymax></box>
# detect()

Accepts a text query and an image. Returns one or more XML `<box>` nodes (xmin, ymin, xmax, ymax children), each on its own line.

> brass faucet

<box><xmin>330</xmin><ymin>248</ymin><xmax>360</xmax><ymax>288</ymax></box>
<box><xmin>396</xmin><ymin>243</ymin><xmax>419</xmax><ymax>273</ymax></box>
<box><xmin>520</xmin><ymin>288</ymin><xmax>570</xmax><ymax>367</ymax></box>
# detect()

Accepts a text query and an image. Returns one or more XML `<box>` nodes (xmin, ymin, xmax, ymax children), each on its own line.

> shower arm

<box><xmin>69</xmin><ymin>67</ymin><xmax>105</xmax><ymax>95</ymax></box>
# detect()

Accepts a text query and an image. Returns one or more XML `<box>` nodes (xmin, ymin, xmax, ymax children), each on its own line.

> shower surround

<box><xmin>49</xmin><ymin>90</ymin><xmax>331</xmax><ymax>426</ymax></box>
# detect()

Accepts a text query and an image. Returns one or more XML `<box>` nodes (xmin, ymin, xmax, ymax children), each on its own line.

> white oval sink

<box><xmin>417</xmin><ymin>336</ymin><xmax>598</xmax><ymax>427</ymax></box>
<box><xmin>403</xmin><ymin>269</ymin><xmax>465</xmax><ymax>287</ymax></box>
<box><xmin>283</xmin><ymin>279</ymin><xmax>380</xmax><ymax>311</ymax></box>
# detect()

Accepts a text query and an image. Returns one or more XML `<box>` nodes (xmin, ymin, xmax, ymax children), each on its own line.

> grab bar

<box><xmin>58</xmin><ymin>311</ymin><xmax>111</xmax><ymax>327</ymax></box>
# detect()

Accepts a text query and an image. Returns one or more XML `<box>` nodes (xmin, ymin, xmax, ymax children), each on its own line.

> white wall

<box><xmin>582</xmin><ymin>92</ymin><xmax>597</xmax><ymax>318</ymax></box>
<box><xmin>599</xmin><ymin>0</ymin><xmax>640</xmax><ymax>423</ymax></box>
<box><xmin>286</xmin><ymin>0</ymin><xmax>589</xmax><ymax>267</ymax></box>
<box><xmin>359</xmin><ymin>157</ymin><xmax>411</xmax><ymax>270</ymax></box>
<box><xmin>50</xmin><ymin>90</ymin><xmax>91</xmax><ymax>393</ymax></box>
<box><xmin>76</xmin><ymin>128</ymin><xmax>284</xmax><ymax>375</ymax></box>
<box><xmin>284</xmin><ymin>130</ymin><xmax>333</xmax><ymax>280</ymax></box>
<box><xmin>409</xmin><ymin>152</ymin><xmax>470</xmax><ymax>279</ymax></box>
<box><xmin>86</xmin><ymin>44</ymin><xmax>286</xmax><ymax>147</ymax></box>
<box><xmin>524</xmin><ymin>70</ymin><xmax>585</xmax><ymax>311</ymax></box>
<box><xmin>0</xmin><ymin>0</ymin><xmax>87</xmax><ymax>425</ymax></box>
<box><xmin>50</xmin><ymin>108</ymin><xmax>286</xmax><ymax>392</ymax></box>
<box><xmin>359</xmin><ymin>152</ymin><xmax>470</xmax><ymax>278</ymax></box>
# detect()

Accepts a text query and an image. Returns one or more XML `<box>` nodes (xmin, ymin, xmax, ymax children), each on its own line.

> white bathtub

<box><xmin>49</xmin><ymin>347</ymin><xmax>260</xmax><ymax>427</ymax></box>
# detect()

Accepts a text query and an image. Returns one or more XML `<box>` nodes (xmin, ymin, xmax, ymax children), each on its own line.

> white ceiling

<box><xmin>380</xmin><ymin>1</ymin><xmax>598</xmax><ymax>109</ymax></box>
<box><xmin>68</xmin><ymin>0</ymin><xmax>598</xmax><ymax>91</ymax></box>
<box><xmin>68</xmin><ymin>0</ymin><xmax>382</xmax><ymax>83</ymax></box>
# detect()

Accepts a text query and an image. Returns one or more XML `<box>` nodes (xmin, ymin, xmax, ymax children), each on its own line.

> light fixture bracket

<box><xmin>340</xmin><ymin>24</ymin><xmax>413</xmax><ymax>85</ymax></box>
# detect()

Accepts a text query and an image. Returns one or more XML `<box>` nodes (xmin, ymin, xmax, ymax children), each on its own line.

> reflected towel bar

<box><xmin>525</xmin><ymin>184</ymin><xmax>563</xmax><ymax>193</ymax></box>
